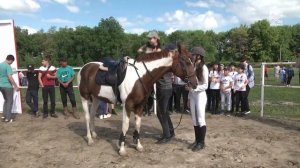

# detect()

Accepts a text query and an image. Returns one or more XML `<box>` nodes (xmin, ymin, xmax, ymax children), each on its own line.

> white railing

<box><xmin>260</xmin><ymin>62</ymin><xmax>298</xmax><ymax>117</ymax></box>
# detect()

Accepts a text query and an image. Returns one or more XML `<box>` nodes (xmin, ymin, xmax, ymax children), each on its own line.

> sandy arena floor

<box><xmin>0</xmin><ymin>112</ymin><xmax>299</xmax><ymax>168</ymax></box>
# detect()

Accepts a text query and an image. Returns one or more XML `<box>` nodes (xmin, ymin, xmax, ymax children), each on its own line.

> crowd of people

<box><xmin>0</xmin><ymin>55</ymin><xmax>81</xmax><ymax>123</ymax></box>
<box><xmin>273</xmin><ymin>64</ymin><xmax>295</xmax><ymax>86</ymax></box>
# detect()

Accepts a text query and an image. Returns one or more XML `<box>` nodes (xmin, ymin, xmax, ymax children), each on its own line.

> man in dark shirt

<box><xmin>26</xmin><ymin>64</ymin><xmax>39</xmax><ymax>117</ymax></box>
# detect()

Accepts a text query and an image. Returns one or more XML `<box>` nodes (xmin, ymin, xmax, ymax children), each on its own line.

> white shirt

<box><xmin>188</xmin><ymin>65</ymin><xmax>209</xmax><ymax>98</ymax></box>
<box><xmin>229</xmin><ymin>71</ymin><xmax>238</xmax><ymax>79</ymax></box>
<box><xmin>220</xmin><ymin>75</ymin><xmax>233</xmax><ymax>92</ymax></box>
<box><xmin>174</xmin><ymin>76</ymin><xmax>186</xmax><ymax>85</ymax></box>
<box><xmin>274</xmin><ymin>66</ymin><xmax>280</xmax><ymax>75</ymax></box>
<box><xmin>209</xmin><ymin>70</ymin><xmax>220</xmax><ymax>90</ymax></box>
<box><xmin>234</xmin><ymin>73</ymin><xmax>248</xmax><ymax>91</ymax></box>
<box><xmin>229</xmin><ymin>71</ymin><xmax>238</xmax><ymax>89</ymax></box>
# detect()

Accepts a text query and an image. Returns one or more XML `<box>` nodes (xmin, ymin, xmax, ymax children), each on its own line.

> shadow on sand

<box><xmin>67</xmin><ymin>118</ymin><xmax>167</xmax><ymax>153</ymax></box>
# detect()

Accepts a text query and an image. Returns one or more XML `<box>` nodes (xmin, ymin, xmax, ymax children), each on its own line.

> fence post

<box><xmin>260</xmin><ymin>63</ymin><xmax>265</xmax><ymax>117</ymax></box>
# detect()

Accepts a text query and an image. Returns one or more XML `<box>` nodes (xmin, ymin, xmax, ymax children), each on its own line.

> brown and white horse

<box><xmin>77</xmin><ymin>45</ymin><xmax>198</xmax><ymax>155</ymax></box>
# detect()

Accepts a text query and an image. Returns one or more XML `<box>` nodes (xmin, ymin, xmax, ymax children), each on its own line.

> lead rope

<box><xmin>172</xmin><ymin>113</ymin><xmax>184</xmax><ymax>130</ymax></box>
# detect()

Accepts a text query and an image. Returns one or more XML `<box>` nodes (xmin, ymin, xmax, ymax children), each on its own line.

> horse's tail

<box><xmin>77</xmin><ymin>66</ymin><xmax>82</xmax><ymax>87</ymax></box>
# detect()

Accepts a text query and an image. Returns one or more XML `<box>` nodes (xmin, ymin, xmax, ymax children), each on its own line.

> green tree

<box><xmin>95</xmin><ymin>17</ymin><xmax>126</xmax><ymax>59</ymax></box>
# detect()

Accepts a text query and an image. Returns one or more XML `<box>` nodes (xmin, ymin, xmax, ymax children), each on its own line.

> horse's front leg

<box><xmin>133</xmin><ymin>113</ymin><xmax>143</xmax><ymax>152</ymax></box>
<box><xmin>119</xmin><ymin>106</ymin><xmax>130</xmax><ymax>156</ymax></box>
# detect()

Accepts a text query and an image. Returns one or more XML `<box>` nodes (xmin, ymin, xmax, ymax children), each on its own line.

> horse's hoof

<box><xmin>92</xmin><ymin>132</ymin><xmax>98</xmax><ymax>138</ymax></box>
<box><xmin>136</xmin><ymin>145</ymin><xmax>144</xmax><ymax>152</ymax></box>
<box><xmin>87</xmin><ymin>139</ymin><xmax>94</xmax><ymax>146</ymax></box>
<box><xmin>119</xmin><ymin>148</ymin><xmax>127</xmax><ymax>156</ymax></box>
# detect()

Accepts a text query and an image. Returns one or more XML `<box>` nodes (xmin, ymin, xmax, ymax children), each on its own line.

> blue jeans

<box><xmin>26</xmin><ymin>90</ymin><xmax>38</xmax><ymax>113</ymax></box>
<box><xmin>0</xmin><ymin>87</ymin><xmax>14</xmax><ymax>120</ymax></box>
<box><xmin>97</xmin><ymin>101</ymin><xmax>108</xmax><ymax>115</ymax></box>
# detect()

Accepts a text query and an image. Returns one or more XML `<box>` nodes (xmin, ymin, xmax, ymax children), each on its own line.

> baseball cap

<box><xmin>164</xmin><ymin>43</ymin><xmax>177</xmax><ymax>50</ymax></box>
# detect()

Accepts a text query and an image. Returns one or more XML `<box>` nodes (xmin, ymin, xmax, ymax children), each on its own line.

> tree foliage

<box><xmin>14</xmin><ymin>17</ymin><xmax>300</xmax><ymax>68</ymax></box>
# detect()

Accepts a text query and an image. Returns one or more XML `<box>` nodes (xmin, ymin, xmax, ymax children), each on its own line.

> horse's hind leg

<box><xmin>119</xmin><ymin>106</ymin><xmax>130</xmax><ymax>156</ymax></box>
<box><xmin>133</xmin><ymin>113</ymin><xmax>143</xmax><ymax>152</ymax></box>
<box><xmin>81</xmin><ymin>97</ymin><xmax>94</xmax><ymax>145</ymax></box>
<box><xmin>90</xmin><ymin>97</ymin><xmax>100</xmax><ymax>138</ymax></box>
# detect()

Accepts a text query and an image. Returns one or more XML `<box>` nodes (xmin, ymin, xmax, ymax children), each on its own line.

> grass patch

<box><xmin>19</xmin><ymin>68</ymin><xmax>300</xmax><ymax>119</ymax></box>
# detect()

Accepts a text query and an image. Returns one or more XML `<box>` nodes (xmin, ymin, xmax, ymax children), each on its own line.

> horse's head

<box><xmin>170</xmin><ymin>44</ymin><xmax>198</xmax><ymax>89</ymax></box>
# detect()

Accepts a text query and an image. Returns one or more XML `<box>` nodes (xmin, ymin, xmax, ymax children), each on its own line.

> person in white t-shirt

<box><xmin>220</xmin><ymin>67</ymin><xmax>233</xmax><ymax>115</ymax></box>
<box><xmin>208</xmin><ymin>61</ymin><xmax>221</xmax><ymax>114</ymax></box>
<box><xmin>229</xmin><ymin>63</ymin><xmax>238</xmax><ymax>113</ymax></box>
<box><xmin>274</xmin><ymin>64</ymin><xmax>280</xmax><ymax>81</ymax></box>
<box><xmin>233</xmin><ymin>64</ymin><xmax>248</xmax><ymax>115</ymax></box>
<box><xmin>219</xmin><ymin>64</ymin><xmax>225</xmax><ymax>77</ymax></box>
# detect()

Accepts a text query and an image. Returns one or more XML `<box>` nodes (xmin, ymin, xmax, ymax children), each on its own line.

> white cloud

<box><xmin>117</xmin><ymin>16</ymin><xmax>154</xmax><ymax>34</ymax></box>
<box><xmin>66</xmin><ymin>5</ymin><xmax>79</xmax><ymax>13</ymax></box>
<box><xmin>137</xmin><ymin>15</ymin><xmax>152</xmax><ymax>23</ymax></box>
<box><xmin>21</xmin><ymin>26</ymin><xmax>38</xmax><ymax>34</ymax></box>
<box><xmin>186</xmin><ymin>1</ymin><xmax>209</xmax><ymax>8</ymax></box>
<box><xmin>117</xmin><ymin>17</ymin><xmax>134</xmax><ymax>27</ymax></box>
<box><xmin>228</xmin><ymin>0</ymin><xmax>300</xmax><ymax>24</ymax></box>
<box><xmin>100</xmin><ymin>0</ymin><xmax>107</xmax><ymax>3</ymax></box>
<box><xmin>53</xmin><ymin>0</ymin><xmax>80</xmax><ymax>13</ymax></box>
<box><xmin>117</xmin><ymin>15</ymin><xmax>155</xmax><ymax>34</ymax></box>
<box><xmin>38</xmin><ymin>0</ymin><xmax>52</xmax><ymax>2</ymax></box>
<box><xmin>186</xmin><ymin>0</ymin><xmax>225</xmax><ymax>8</ymax></box>
<box><xmin>0</xmin><ymin>0</ymin><xmax>40</xmax><ymax>12</ymax></box>
<box><xmin>53</xmin><ymin>0</ymin><xmax>71</xmax><ymax>4</ymax></box>
<box><xmin>42</xmin><ymin>18</ymin><xmax>74</xmax><ymax>24</ymax></box>
<box><xmin>157</xmin><ymin>10</ymin><xmax>238</xmax><ymax>31</ymax></box>
<box><xmin>165</xmin><ymin>27</ymin><xmax>177</xmax><ymax>35</ymax></box>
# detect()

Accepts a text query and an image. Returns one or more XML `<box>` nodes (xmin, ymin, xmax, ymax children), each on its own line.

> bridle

<box><xmin>176</xmin><ymin>52</ymin><xmax>197</xmax><ymax>86</ymax></box>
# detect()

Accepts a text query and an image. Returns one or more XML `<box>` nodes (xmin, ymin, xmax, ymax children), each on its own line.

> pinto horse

<box><xmin>77</xmin><ymin>45</ymin><xmax>198</xmax><ymax>155</ymax></box>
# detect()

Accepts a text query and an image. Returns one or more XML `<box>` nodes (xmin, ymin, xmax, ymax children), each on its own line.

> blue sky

<box><xmin>1</xmin><ymin>0</ymin><xmax>300</xmax><ymax>34</ymax></box>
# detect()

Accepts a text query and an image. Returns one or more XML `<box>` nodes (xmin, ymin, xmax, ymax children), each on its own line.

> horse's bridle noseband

<box><xmin>177</xmin><ymin>54</ymin><xmax>196</xmax><ymax>86</ymax></box>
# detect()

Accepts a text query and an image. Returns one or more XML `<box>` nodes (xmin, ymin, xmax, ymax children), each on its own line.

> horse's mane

<box><xmin>136</xmin><ymin>49</ymin><xmax>171</xmax><ymax>62</ymax></box>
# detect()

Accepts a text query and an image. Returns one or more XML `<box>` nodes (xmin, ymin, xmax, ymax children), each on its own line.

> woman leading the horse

<box><xmin>187</xmin><ymin>46</ymin><xmax>208</xmax><ymax>151</ymax></box>
<box><xmin>155</xmin><ymin>44</ymin><xmax>177</xmax><ymax>144</ymax></box>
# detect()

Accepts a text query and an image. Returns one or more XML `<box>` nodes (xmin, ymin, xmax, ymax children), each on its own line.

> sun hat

<box><xmin>147</xmin><ymin>31</ymin><xmax>160</xmax><ymax>40</ymax></box>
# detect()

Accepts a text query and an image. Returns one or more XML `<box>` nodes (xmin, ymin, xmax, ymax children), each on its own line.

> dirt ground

<box><xmin>0</xmin><ymin>112</ymin><xmax>299</xmax><ymax>168</ymax></box>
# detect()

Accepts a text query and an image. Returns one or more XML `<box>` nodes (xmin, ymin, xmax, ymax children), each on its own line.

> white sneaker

<box><xmin>245</xmin><ymin>111</ymin><xmax>251</xmax><ymax>114</ymax></box>
<box><xmin>4</xmin><ymin>119</ymin><xmax>13</xmax><ymax>123</ymax></box>
<box><xmin>99</xmin><ymin>115</ymin><xmax>104</xmax><ymax>119</ymax></box>
<box><xmin>1</xmin><ymin>116</ymin><xmax>5</xmax><ymax>119</ymax></box>
<box><xmin>103</xmin><ymin>114</ymin><xmax>111</xmax><ymax>119</ymax></box>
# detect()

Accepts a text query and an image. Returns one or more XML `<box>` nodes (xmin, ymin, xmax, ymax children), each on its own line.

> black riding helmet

<box><xmin>191</xmin><ymin>46</ymin><xmax>205</xmax><ymax>63</ymax></box>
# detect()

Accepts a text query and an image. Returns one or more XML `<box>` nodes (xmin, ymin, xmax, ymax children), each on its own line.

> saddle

<box><xmin>95</xmin><ymin>57</ymin><xmax>128</xmax><ymax>94</ymax></box>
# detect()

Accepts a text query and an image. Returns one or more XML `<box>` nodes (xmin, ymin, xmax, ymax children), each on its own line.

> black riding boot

<box><xmin>192</xmin><ymin>125</ymin><xmax>206</xmax><ymax>152</ymax></box>
<box><xmin>189</xmin><ymin>126</ymin><xmax>200</xmax><ymax>149</ymax></box>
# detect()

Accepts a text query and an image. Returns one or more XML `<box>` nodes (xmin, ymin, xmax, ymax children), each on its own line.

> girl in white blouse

<box><xmin>187</xmin><ymin>47</ymin><xmax>208</xmax><ymax>152</ymax></box>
